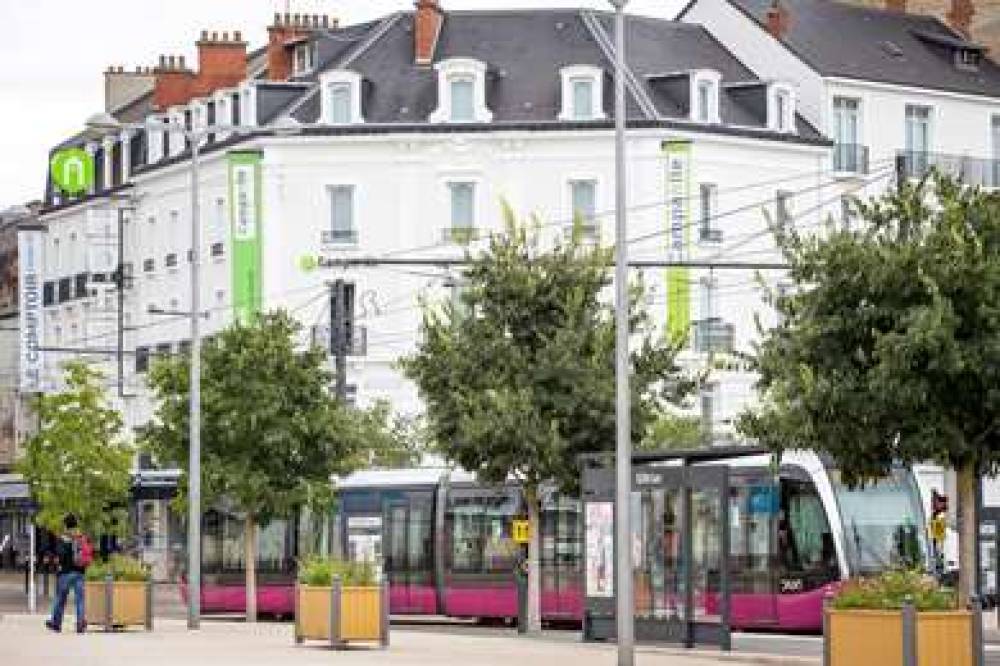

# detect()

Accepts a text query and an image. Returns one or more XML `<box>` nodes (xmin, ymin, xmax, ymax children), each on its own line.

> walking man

<box><xmin>44</xmin><ymin>514</ymin><xmax>93</xmax><ymax>633</ymax></box>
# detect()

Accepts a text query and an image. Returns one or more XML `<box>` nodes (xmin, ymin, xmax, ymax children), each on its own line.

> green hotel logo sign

<box><xmin>50</xmin><ymin>148</ymin><xmax>94</xmax><ymax>195</ymax></box>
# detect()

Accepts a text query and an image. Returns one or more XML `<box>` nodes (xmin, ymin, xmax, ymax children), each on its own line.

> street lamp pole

<box><xmin>186</xmin><ymin>132</ymin><xmax>202</xmax><ymax>631</ymax></box>
<box><xmin>610</xmin><ymin>2</ymin><xmax>634</xmax><ymax>665</ymax></box>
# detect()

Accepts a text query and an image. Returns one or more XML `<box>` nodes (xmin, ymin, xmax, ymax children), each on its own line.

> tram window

<box><xmin>408</xmin><ymin>502</ymin><xmax>433</xmax><ymax>572</ymax></box>
<box><xmin>783</xmin><ymin>481</ymin><xmax>835</xmax><ymax>575</ymax></box>
<box><xmin>728</xmin><ymin>484</ymin><xmax>776</xmax><ymax>594</ymax></box>
<box><xmin>483</xmin><ymin>495</ymin><xmax>516</xmax><ymax>573</ymax></box>
<box><xmin>448</xmin><ymin>495</ymin><xmax>484</xmax><ymax>573</ymax></box>
<box><xmin>258</xmin><ymin>519</ymin><xmax>290</xmax><ymax>573</ymax></box>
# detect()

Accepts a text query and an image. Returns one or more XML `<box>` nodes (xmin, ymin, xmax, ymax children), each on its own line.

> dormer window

<box><xmin>957</xmin><ymin>48</ymin><xmax>982</xmax><ymax>70</ymax></box>
<box><xmin>559</xmin><ymin>65</ymin><xmax>606</xmax><ymax>122</ymax></box>
<box><xmin>293</xmin><ymin>41</ymin><xmax>316</xmax><ymax>76</ymax></box>
<box><xmin>430</xmin><ymin>58</ymin><xmax>493</xmax><ymax>124</ymax></box>
<box><xmin>769</xmin><ymin>83</ymin><xmax>796</xmax><ymax>133</ymax></box>
<box><xmin>320</xmin><ymin>71</ymin><xmax>364</xmax><ymax>125</ymax></box>
<box><xmin>690</xmin><ymin>70</ymin><xmax>721</xmax><ymax>124</ymax></box>
<box><xmin>238</xmin><ymin>83</ymin><xmax>257</xmax><ymax>127</ymax></box>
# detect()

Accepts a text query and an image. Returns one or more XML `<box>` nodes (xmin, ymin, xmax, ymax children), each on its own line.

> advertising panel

<box><xmin>663</xmin><ymin>141</ymin><xmax>691</xmax><ymax>344</ymax></box>
<box><xmin>228</xmin><ymin>151</ymin><xmax>263</xmax><ymax>323</ymax></box>
<box><xmin>17</xmin><ymin>228</ymin><xmax>44</xmax><ymax>393</ymax></box>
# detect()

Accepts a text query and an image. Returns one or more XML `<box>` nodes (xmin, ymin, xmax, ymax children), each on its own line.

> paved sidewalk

<box><xmin>0</xmin><ymin>613</ymin><xmax>818</xmax><ymax>666</ymax></box>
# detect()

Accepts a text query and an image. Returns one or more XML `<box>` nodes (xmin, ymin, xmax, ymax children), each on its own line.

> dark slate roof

<box><xmin>714</xmin><ymin>0</ymin><xmax>1000</xmax><ymax>97</ymax></box>
<box><xmin>275</xmin><ymin>8</ymin><xmax>820</xmax><ymax>139</ymax></box>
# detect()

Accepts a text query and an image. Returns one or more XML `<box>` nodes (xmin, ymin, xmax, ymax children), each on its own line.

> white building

<box><xmin>38</xmin><ymin>2</ymin><xmax>890</xmax><ymax>447</ymax></box>
<box><xmin>679</xmin><ymin>0</ymin><xmax>1000</xmax><ymax>202</ymax></box>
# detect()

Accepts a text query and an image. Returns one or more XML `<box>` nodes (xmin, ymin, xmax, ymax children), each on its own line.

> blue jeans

<box><xmin>50</xmin><ymin>571</ymin><xmax>85</xmax><ymax>629</ymax></box>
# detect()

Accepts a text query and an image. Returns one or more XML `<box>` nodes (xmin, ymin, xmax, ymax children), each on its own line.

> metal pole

<box><xmin>187</xmin><ymin>135</ymin><xmax>202</xmax><ymax>630</ymax></box>
<box><xmin>611</xmin><ymin>2</ymin><xmax>633</xmax><ymax>665</ymax></box>
<box><xmin>331</xmin><ymin>279</ymin><xmax>347</xmax><ymax>402</ymax></box>
<box><xmin>28</xmin><ymin>521</ymin><xmax>36</xmax><ymax>614</ymax></box>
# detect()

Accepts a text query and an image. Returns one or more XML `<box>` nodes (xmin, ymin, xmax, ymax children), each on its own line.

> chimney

<box><xmin>885</xmin><ymin>0</ymin><xmax>907</xmax><ymax>12</ymax></box>
<box><xmin>267</xmin><ymin>12</ymin><xmax>334</xmax><ymax>81</ymax></box>
<box><xmin>195</xmin><ymin>30</ymin><xmax>248</xmax><ymax>96</ymax></box>
<box><xmin>947</xmin><ymin>0</ymin><xmax>975</xmax><ymax>37</ymax></box>
<box><xmin>153</xmin><ymin>54</ymin><xmax>195</xmax><ymax>110</ymax></box>
<box><xmin>414</xmin><ymin>0</ymin><xmax>444</xmax><ymax>66</ymax></box>
<box><xmin>765</xmin><ymin>0</ymin><xmax>790</xmax><ymax>39</ymax></box>
<box><xmin>104</xmin><ymin>64</ymin><xmax>155</xmax><ymax>113</ymax></box>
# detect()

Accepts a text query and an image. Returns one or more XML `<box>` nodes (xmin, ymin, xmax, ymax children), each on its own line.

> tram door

<box><xmin>542</xmin><ymin>497</ymin><xmax>584</xmax><ymax>619</ymax></box>
<box><xmin>727</xmin><ymin>475</ymin><xmax>780</xmax><ymax>627</ymax></box>
<box><xmin>384</xmin><ymin>497</ymin><xmax>434</xmax><ymax>614</ymax></box>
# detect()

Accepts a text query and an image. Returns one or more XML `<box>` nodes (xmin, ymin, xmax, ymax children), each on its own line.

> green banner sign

<box><xmin>228</xmin><ymin>151</ymin><xmax>263</xmax><ymax>323</ymax></box>
<box><xmin>663</xmin><ymin>141</ymin><xmax>692</xmax><ymax>344</ymax></box>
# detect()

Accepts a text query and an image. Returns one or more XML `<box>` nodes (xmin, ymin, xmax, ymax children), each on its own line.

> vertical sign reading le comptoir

<box><xmin>229</xmin><ymin>152</ymin><xmax>263</xmax><ymax>322</ymax></box>
<box><xmin>18</xmin><ymin>228</ymin><xmax>44</xmax><ymax>392</ymax></box>
<box><xmin>663</xmin><ymin>141</ymin><xmax>691</xmax><ymax>344</ymax></box>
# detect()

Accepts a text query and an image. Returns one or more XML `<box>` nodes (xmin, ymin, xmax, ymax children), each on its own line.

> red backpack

<box><xmin>72</xmin><ymin>534</ymin><xmax>94</xmax><ymax>568</ymax></box>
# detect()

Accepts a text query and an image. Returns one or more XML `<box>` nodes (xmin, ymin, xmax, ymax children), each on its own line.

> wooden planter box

<box><xmin>825</xmin><ymin>605</ymin><xmax>979</xmax><ymax>666</ymax></box>
<box><xmin>295</xmin><ymin>580</ymin><xmax>389</xmax><ymax>648</ymax></box>
<box><xmin>84</xmin><ymin>578</ymin><xmax>153</xmax><ymax>631</ymax></box>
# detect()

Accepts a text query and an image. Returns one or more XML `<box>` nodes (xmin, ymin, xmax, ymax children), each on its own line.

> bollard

<box><xmin>328</xmin><ymin>575</ymin><xmax>342</xmax><ymax>649</ymax></box>
<box><xmin>145</xmin><ymin>579</ymin><xmax>153</xmax><ymax>631</ymax></box>
<box><xmin>294</xmin><ymin>584</ymin><xmax>303</xmax><ymax>644</ymax></box>
<box><xmin>380</xmin><ymin>577</ymin><xmax>390</xmax><ymax>648</ymax></box>
<box><xmin>104</xmin><ymin>574</ymin><xmax>114</xmax><ymax>632</ymax></box>
<box><xmin>901</xmin><ymin>598</ymin><xmax>917</xmax><ymax>666</ymax></box>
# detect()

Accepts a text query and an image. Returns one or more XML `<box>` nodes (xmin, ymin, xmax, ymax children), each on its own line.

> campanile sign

<box><xmin>18</xmin><ymin>226</ymin><xmax>44</xmax><ymax>392</ymax></box>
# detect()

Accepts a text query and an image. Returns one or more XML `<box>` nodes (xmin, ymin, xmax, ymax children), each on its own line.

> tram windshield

<box><xmin>830</xmin><ymin>469</ymin><xmax>927</xmax><ymax>574</ymax></box>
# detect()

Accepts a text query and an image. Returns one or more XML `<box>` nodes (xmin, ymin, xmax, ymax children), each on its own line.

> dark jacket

<box><xmin>55</xmin><ymin>533</ymin><xmax>85</xmax><ymax>575</ymax></box>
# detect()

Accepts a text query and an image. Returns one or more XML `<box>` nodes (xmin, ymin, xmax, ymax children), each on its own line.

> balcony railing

<box><xmin>898</xmin><ymin>151</ymin><xmax>1000</xmax><ymax>188</ymax></box>
<box><xmin>833</xmin><ymin>143</ymin><xmax>870</xmax><ymax>175</ymax></box>
<box><xmin>321</xmin><ymin>228</ymin><xmax>359</xmax><ymax>245</ymax></box>
<box><xmin>562</xmin><ymin>222</ymin><xmax>600</xmax><ymax>242</ymax></box>
<box><xmin>693</xmin><ymin>317</ymin><xmax>734</xmax><ymax>354</ymax></box>
<box><xmin>698</xmin><ymin>227</ymin><xmax>723</xmax><ymax>244</ymax></box>
<box><xmin>441</xmin><ymin>227</ymin><xmax>482</xmax><ymax>245</ymax></box>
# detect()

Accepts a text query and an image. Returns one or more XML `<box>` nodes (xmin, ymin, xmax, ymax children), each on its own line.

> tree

<box><xmin>142</xmin><ymin>310</ymin><xmax>385</xmax><ymax>621</ymax></box>
<box><xmin>17</xmin><ymin>361</ymin><xmax>133</xmax><ymax>538</ymax></box>
<box><xmin>640</xmin><ymin>413</ymin><xmax>706</xmax><ymax>451</ymax></box>
<box><xmin>740</xmin><ymin>175</ymin><xmax>1000</xmax><ymax>604</ymax></box>
<box><xmin>401</xmin><ymin>208</ymin><xmax>694</xmax><ymax>632</ymax></box>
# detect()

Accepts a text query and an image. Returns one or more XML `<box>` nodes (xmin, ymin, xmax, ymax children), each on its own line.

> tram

<box><xmin>162</xmin><ymin>449</ymin><xmax>930</xmax><ymax>630</ymax></box>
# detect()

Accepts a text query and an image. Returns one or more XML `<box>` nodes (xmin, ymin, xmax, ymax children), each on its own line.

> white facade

<box><xmin>38</xmin><ymin>123</ymin><xmax>829</xmax><ymax>438</ymax></box>
<box><xmin>682</xmin><ymin>0</ymin><xmax>1000</xmax><ymax>197</ymax></box>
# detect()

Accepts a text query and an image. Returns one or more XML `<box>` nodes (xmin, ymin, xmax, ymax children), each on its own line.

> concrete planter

<box><xmin>294</xmin><ymin>579</ymin><xmax>389</xmax><ymax>648</ymax></box>
<box><xmin>824</xmin><ymin>601</ymin><xmax>981</xmax><ymax>666</ymax></box>
<box><xmin>84</xmin><ymin>578</ymin><xmax>153</xmax><ymax>631</ymax></box>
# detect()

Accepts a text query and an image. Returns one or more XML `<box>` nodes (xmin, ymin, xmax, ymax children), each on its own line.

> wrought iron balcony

<box><xmin>562</xmin><ymin>222</ymin><xmax>600</xmax><ymax>242</ymax></box>
<box><xmin>441</xmin><ymin>227</ymin><xmax>481</xmax><ymax>244</ymax></box>
<box><xmin>321</xmin><ymin>228</ymin><xmax>359</xmax><ymax>245</ymax></box>
<box><xmin>898</xmin><ymin>151</ymin><xmax>1000</xmax><ymax>188</ymax></box>
<box><xmin>693</xmin><ymin>317</ymin><xmax>735</xmax><ymax>354</ymax></box>
<box><xmin>698</xmin><ymin>228</ymin><xmax>723</xmax><ymax>244</ymax></box>
<box><xmin>833</xmin><ymin>143</ymin><xmax>870</xmax><ymax>175</ymax></box>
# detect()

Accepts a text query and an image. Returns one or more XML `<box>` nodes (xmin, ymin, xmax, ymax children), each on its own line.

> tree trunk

<box><xmin>957</xmin><ymin>462</ymin><xmax>979</xmax><ymax>607</ymax></box>
<box><xmin>245</xmin><ymin>514</ymin><xmax>258</xmax><ymax>623</ymax></box>
<box><xmin>525</xmin><ymin>487</ymin><xmax>542</xmax><ymax>634</ymax></box>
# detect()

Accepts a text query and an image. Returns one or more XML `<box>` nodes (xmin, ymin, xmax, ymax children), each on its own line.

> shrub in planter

<box><xmin>826</xmin><ymin>570</ymin><xmax>973</xmax><ymax>666</ymax></box>
<box><xmin>295</xmin><ymin>555</ymin><xmax>386</xmax><ymax>648</ymax></box>
<box><xmin>84</xmin><ymin>554</ymin><xmax>153</xmax><ymax>631</ymax></box>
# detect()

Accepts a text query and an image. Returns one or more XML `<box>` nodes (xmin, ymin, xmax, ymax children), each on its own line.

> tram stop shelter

<box><xmin>580</xmin><ymin>449</ymin><xmax>735</xmax><ymax>651</ymax></box>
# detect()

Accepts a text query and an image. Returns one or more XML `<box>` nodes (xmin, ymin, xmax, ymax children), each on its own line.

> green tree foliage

<box><xmin>640</xmin><ymin>413</ymin><xmax>706</xmax><ymax>451</ymax></box>
<box><xmin>741</xmin><ymin>175</ymin><xmax>1000</xmax><ymax>602</ymax></box>
<box><xmin>17</xmin><ymin>361</ymin><xmax>132</xmax><ymax>537</ymax></box>
<box><xmin>401</xmin><ymin>207</ymin><xmax>694</xmax><ymax>630</ymax></box>
<box><xmin>142</xmin><ymin>310</ymin><xmax>408</xmax><ymax>620</ymax></box>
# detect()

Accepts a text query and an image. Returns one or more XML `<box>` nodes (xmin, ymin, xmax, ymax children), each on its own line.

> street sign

<box><xmin>512</xmin><ymin>519</ymin><xmax>531</xmax><ymax>544</ymax></box>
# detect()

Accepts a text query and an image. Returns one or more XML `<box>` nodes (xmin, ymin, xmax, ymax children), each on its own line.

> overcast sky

<box><xmin>0</xmin><ymin>0</ymin><xmax>684</xmax><ymax>206</ymax></box>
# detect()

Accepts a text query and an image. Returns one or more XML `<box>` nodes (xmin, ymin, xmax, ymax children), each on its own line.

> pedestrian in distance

<box><xmin>44</xmin><ymin>514</ymin><xmax>94</xmax><ymax>634</ymax></box>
